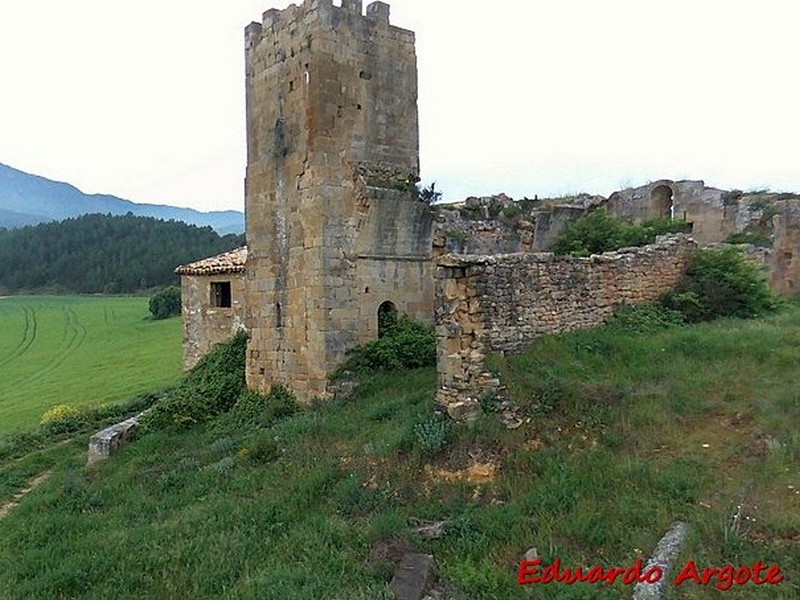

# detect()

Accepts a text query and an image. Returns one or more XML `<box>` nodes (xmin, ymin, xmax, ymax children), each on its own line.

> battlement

<box><xmin>246</xmin><ymin>0</ymin><xmax>399</xmax><ymax>49</ymax></box>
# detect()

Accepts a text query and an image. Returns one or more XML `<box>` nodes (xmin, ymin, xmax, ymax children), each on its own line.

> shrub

<box><xmin>246</xmin><ymin>434</ymin><xmax>281</xmax><ymax>464</ymax></box>
<box><xmin>610</xmin><ymin>303</ymin><xmax>685</xmax><ymax>333</ymax></box>
<box><xmin>231</xmin><ymin>383</ymin><xmax>300</xmax><ymax>426</ymax></box>
<box><xmin>335</xmin><ymin>315</ymin><xmax>435</xmax><ymax>375</ymax></box>
<box><xmin>418</xmin><ymin>182</ymin><xmax>442</xmax><ymax>205</ymax></box>
<box><xmin>501</xmin><ymin>204</ymin><xmax>522</xmax><ymax>220</ymax></box>
<box><xmin>414</xmin><ymin>416</ymin><xmax>451</xmax><ymax>456</ymax></box>
<box><xmin>149</xmin><ymin>286</ymin><xmax>182</xmax><ymax>320</ymax></box>
<box><xmin>723</xmin><ymin>230</ymin><xmax>772</xmax><ymax>247</ymax></box>
<box><xmin>142</xmin><ymin>331</ymin><xmax>248</xmax><ymax>430</ymax></box>
<box><xmin>661</xmin><ymin>247</ymin><xmax>779</xmax><ymax>322</ymax></box>
<box><xmin>551</xmin><ymin>208</ymin><xmax>690</xmax><ymax>256</ymax></box>
<box><xmin>40</xmin><ymin>404</ymin><xmax>82</xmax><ymax>435</ymax></box>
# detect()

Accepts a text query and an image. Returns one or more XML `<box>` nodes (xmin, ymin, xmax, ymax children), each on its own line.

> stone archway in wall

<box><xmin>651</xmin><ymin>185</ymin><xmax>674</xmax><ymax>219</ymax></box>
<box><xmin>377</xmin><ymin>301</ymin><xmax>398</xmax><ymax>338</ymax></box>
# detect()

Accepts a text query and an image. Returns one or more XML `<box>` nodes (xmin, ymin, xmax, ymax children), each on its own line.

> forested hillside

<box><xmin>0</xmin><ymin>214</ymin><xmax>245</xmax><ymax>294</ymax></box>
<box><xmin>0</xmin><ymin>162</ymin><xmax>244</xmax><ymax>235</ymax></box>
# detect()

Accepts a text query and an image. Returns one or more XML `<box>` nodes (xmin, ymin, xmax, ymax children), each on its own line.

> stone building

<box><xmin>176</xmin><ymin>3</ymin><xmax>799</xmax><ymax>408</ymax></box>
<box><xmin>605</xmin><ymin>180</ymin><xmax>799</xmax><ymax>295</ymax></box>
<box><xmin>175</xmin><ymin>247</ymin><xmax>248</xmax><ymax>370</ymax></box>
<box><xmin>243</xmin><ymin>0</ymin><xmax>434</xmax><ymax>402</ymax></box>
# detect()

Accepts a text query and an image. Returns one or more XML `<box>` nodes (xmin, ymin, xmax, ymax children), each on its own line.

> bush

<box><xmin>40</xmin><ymin>404</ymin><xmax>82</xmax><ymax>435</ymax></box>
<box><xmin>246</xmin><ymin>434</ymin><xmax>281</xmax><ymax>464</ymax></box>
<box><xmin>418</xmin><ymin>182</ymin><xmax>442</xmax><ymax>205</ymax></box>
<box><xmin>551</xmin><ymin>208</ymin><xmax>690</xmax><ymax>256</ymax></box>
<box><xmin>661</xmin><ymin>247</ymin><xmax>779</xmax><ymax>322</ymax></box>
<box><xmin>723</xmin><ymin>230</ymin><xmax>772</xmax><ymax>247</ymax></box>
<box><xmin>414</xmin><ymin>416</ymin><xmax>451</xmax><ymax>456</ymax></box>
<box><xmin>610</xmin><ymin>303</ymin><xmax>685</xmax><ymax>333</ymax></box>
<box><xmin>231</xmin><ymin>383</ymin><xmax>300</xmax><ymax>426</ymax></box>
<box><xmin>142</xmin><ymin>331</ymin><xmax>248</xmax><ymax>430</ymax></box>
<box><xmin>335</xmin><ymin>315</ymin><xmax>436</xmax><ymax>374</ymax></box>
<box><xmin>149</xmin><ymin>286</ymin><xmax>181</xmax><ymax>320</ymax></box>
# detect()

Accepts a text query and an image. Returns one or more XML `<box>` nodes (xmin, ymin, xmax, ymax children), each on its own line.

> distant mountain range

<box><xmin>0</xmin><ymin>162</ymin><xmax>244</xmax><ymax>235</ymax></box>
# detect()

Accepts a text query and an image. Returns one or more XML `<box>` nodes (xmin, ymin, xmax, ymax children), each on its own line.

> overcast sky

<box><xmin>1</xmin><ymin>0</ymin><xmax>798</xmax><ymax>212</ymax></box>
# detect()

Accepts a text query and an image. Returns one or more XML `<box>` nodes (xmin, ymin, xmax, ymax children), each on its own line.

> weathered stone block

<box><xmin>87</xmin><ymin>413</ymin><xmax>144</xmax><ymax>466</ymax></box>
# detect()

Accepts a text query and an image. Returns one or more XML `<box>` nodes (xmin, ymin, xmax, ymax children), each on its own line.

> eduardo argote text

<box><xmin>517</xmin><ymin>557</ymin><xmax>784</xmax><ymax>591</ymax></box>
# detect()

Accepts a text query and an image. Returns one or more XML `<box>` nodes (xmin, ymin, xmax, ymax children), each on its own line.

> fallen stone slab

<box><xmin>87</xmin><ymin>412</ymin><xmax>145</xmax><ymax>466</ymax></box>
<box><xmin>632</xmin><ymin>521</ymin><xmax>688</xmax><ymax>600</ymax></box>
<box><xmin>390</xmin><ymin>553</ymin><xmax>435</xmax><ymax>600</ymax></box>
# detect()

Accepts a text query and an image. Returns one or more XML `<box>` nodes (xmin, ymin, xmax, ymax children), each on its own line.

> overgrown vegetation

<box><xmin>550</xmin><ymin>207</ymin><xmax>690</xmax><ymax>256</ymax></box>
<box><xmin>724</xmin><ymin>230</ymin><xmax>772</xmax><ymax>247</ymax></box>
<box><xmin>662</xmin><ymin>246</ymin><xmax>780</xmax><ymax>322</ymax></box>
<box><xmin>0</xmin><ymin>392</ymin><xmax>161</xmax><ymax>462</ymax></box>
<box><xmin>141</xmin><ymin>331</ymin><xmax>249</xmax><ymax>430</ymax></box>
<box><xmin>1</xmin><ymin>305</ymin><xmax>798</xmax><ymax>597</ymax></box>
<box><xmin>335</xmin><ymin>315</ymin><xmax>436</xmax><ymax>375</ymax></box>
<box><xmin>0</xmin><ymin>213</ymin><xmax>244</xmax><ymax>294</ymax></box>
<box><xmin>418</xmin><ymin>182</ymin><xmax>442</xmax><ymax>205</ymax></box>
<box><xmin>141</xmin><ymin>332</ymin><xmax>300</xmax><ymax>432</ymax></box>
<box><xmin>148</xmin><ymin>286</ymin><xmax>181</xmax><ymax>320</ymax></box>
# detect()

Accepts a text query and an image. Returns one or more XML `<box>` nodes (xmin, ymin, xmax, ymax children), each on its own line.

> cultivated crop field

<box><xmin>0</xmin><ymin>296</ymin><xmax>182</xmax><ymax>434</ymax></box>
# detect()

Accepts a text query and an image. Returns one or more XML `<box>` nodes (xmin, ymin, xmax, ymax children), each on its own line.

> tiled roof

<box><xmin>174</xmin><ymin>246</ymin><xmax>247</xmax><ymax>276</ymax></box>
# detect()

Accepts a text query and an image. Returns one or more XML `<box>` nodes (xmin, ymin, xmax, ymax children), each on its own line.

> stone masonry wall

<box><xmin>244</xmin><ymin>0</ymin><xmax>430</xmax><ymax>403</ymax></box>
<box><xmin>181</xmin><ymin>274</ymin><xmax>246</xmax><ymax>370</ymax></box>
<box><xmin>435</xmin><ymin>236</ymin><xmax>698</xmax><ymax>410</ymax></box>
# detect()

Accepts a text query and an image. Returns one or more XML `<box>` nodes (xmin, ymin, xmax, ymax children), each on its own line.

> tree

<box><xmin>149</xmin><ymin>286</ymin><xmax>182</xmax><ymax>320</ymax></box>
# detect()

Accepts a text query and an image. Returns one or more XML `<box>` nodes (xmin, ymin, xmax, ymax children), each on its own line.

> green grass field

<box><xmin>0</xmin><ymin>296</ymin><xmax>182</xmax><ymax>434</ymax></box>
<box><xmin>0</xmin><ymin>305</ymin><xmax>797</xmax><ymax>598</ymax></box>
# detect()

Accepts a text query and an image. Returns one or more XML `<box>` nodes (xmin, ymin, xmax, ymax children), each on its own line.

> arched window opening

<box><xmin>377</xmin><ymin>301</ymin><xmax>398</xmax><ymax>338</ymax></box>
<box><xmin>651</xmin><ymin>185</ymin><xmax>674</xmax><ymax>220</ymax></box>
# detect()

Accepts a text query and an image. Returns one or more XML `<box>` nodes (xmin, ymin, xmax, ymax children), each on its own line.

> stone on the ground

<box><xmin>632</xmin><ymin>521</ymin><xmax>688</xmax><ymax>600</ymax></box>
<box><xmin>390</xmin><ymin>553</ymin><xmax>435</xmax><ymax>600</ymax></box>
<box><xmin>87</xmin><ymin>413</ymin><xmax>143</xmax><ymax>465</ymax></box>
<box><xmin>446</xmin><ymin>399</ymin><xmax>481</xmax><ymax>422</ymax></box>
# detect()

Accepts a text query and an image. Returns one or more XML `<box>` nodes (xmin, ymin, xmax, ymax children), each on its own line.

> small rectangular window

<box><xmin>210</xmin><ymin>281</ymin><xmax>232</xmax><ymax>308</ymax></box>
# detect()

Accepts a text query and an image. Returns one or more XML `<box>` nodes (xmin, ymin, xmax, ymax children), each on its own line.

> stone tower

<box><xmin>244</xmin><ymin>0</ymin><xmax>434</xmax><ymax>402</ymax></box>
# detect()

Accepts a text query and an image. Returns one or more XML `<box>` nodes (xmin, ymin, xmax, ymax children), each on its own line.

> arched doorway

<box><xmin>650</xmin><ymin>185</ymin><xmax>674</xmax><ymax>219</ymax></box>
<box><xmin>377</xmin><ymin>301</ymin><xmax>398</xmax><ymax>338</ymax></box>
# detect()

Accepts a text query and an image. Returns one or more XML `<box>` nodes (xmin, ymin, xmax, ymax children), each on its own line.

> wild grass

<box><xmin>0</xmin><ymin>306</ymin><xmax>798</xmax><ymax>598</ymax></box>
<box><xmin>0</xmin><ymin>296</ymin><xmax>181</xmax><ymax>434</ymax></box>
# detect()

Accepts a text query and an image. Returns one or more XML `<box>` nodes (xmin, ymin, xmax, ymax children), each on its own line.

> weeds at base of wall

<box><xmin>661</xmin><ymin>246</ymin><xmax>780</xmax><ymax>323</ymax></box>
<box><xmin>333</xmin><ymin>316</ymin><xmax>436</xmax><ymax>377</ymax></box>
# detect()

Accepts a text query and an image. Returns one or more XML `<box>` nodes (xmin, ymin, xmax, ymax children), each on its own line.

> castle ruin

<box><xmin>243</xmin><ymin>0</ymin><xmax>433</xmax><ymax>402</ymax></box>
<box><xmin>177</xmin><ymin>1</ymin><xmax>799</xmax><ymax>409</ymax></box>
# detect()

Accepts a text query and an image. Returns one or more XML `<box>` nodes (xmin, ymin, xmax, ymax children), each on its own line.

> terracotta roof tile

<box><xmin>175</xmin><ymin>246</ymin><xmax>247</xmax><ymax>276</ymax></box>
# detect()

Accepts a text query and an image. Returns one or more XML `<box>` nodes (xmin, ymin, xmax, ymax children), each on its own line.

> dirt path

<box><xmin>0</xmin><ymin>471</ymin><xmax>51</xmax><ymax>520</ymax></box>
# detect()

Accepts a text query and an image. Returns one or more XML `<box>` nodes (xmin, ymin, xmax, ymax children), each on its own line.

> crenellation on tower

<box><xmin>243</xmin><ymin>0</ymin><xmax>433</xmax><ymax>403</ymax></box>
<box><xmin>365</xmin><ymin>1</ymin><xmax>390</xmax><ymax>23</ymax></box>
<box><xmin>341</xmin><ymin>0</ymin><xmax>363</xmax><ymax>15</ymax></box>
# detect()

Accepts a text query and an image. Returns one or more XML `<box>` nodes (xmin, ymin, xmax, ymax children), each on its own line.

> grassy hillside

<box><xmin>0</xmin><ymin>296</ymin><xmax>181</xmax><ymax>434</ymax></box>
<box><xmin>0</xmin><ymin>306</ymin><xmax>797</xmax><ymax>598</ymax></box>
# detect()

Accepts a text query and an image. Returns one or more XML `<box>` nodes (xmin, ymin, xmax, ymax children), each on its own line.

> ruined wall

<box><xmin>433</xmin><ymin>194</ymin><xmax>594</xmax><ymax>257</ymax></box>
<box><xmin>244</xmin><ymin>0</ymin><xmax>432</xmax><ymax>402</ymax></box>
<box><xmin>607</xmin><ymin>180</ymin><xmax>767</xmax><ymax>245</ymax></box>
<box><xmin>769</xmin><ymin>203</ymin><xmax>800</xmax><ymax>296</ymax></box>
<box><xmin>180</xmin><ymin>273</ymin><xmax>246</xmax><ymax>370</ymax></box>
<box><xmin>435</xmin><ymin>236</ymin><xmax>698</xmax><ymax>410</ymax></box>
